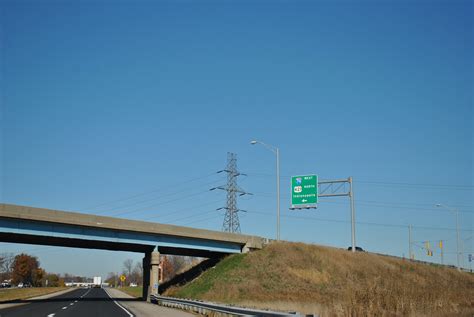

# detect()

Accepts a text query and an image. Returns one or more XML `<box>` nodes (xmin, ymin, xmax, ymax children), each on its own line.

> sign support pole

<box><xmin>316</xmin><ymin>177</ymin><xmax>357</xmax><ymax>252</ymax></box>
<box><xmin>349</xmin><ymin>177</ymin><xmax>356</xmax><ymax>253</ymax></box>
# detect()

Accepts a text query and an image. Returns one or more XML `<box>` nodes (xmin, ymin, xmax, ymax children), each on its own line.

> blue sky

<box><xmin>1</xmin><ymin>0</ymin><xmax>472</xmax><ymax>278</ymax></box>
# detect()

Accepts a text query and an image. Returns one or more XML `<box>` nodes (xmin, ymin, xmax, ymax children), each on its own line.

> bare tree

<box><xmin>0</xmin><ymin>253</ymin><xmax>15</xmax><ymax>281</ymax></box>
<box><xmin>160</xmin><ymin>255</ymin><xmax>191</xmax><ymax>281</ymax></box>
<box><xmin>136</xmin><ymin>261</ymin><xmax>143</xmax><ymax>276</ymax></box>
<box><xmin>105</xmin><ymin>272</ymin><xmax>118</xmax><ymax>287</ymax></box>
<box><xmin>123</xmin><ymin>259</ymin><xmax>134</xmax><ymax>278</ymax></box>
<box><xmin>131</xmin><ymin>262</ymin><xmax>143</xmax><ymax>285</ymax></box>
<box><xmin>169</xmin><ymin>256</ymin><xmax>188</xmax><ymax>275</ymax></box>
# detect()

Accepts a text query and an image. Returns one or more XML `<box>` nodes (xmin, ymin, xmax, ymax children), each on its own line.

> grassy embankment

<box><xmin>0</xmin><ymin>287</ymin><xmax>67</xmax><ymax>302</ymax></box>
<box><xmin>166</xmin><ymin>242</ymin><xmax>474</xmax><ymax>316</ymax></box>
<box><xmin>118</xmin><ymin>286</ymin><xmax>143</xmax><ymax>298</ymax></box>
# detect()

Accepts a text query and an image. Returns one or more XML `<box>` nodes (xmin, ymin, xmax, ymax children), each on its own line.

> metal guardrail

<box><xmin>373</xmin><ymin>252</ymin><xmax>473</xmax><ymax>273</ymax></box>
<box><xmin>150</xmin><ymin>295</ymin><xmax>307</xmax><ymax>317</ymax></box>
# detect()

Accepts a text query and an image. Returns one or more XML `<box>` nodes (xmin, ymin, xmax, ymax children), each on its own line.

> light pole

<box><xmin>436</xmin><ymin>203</ymin><xmax>461</xmax><ymax>270</ymax></box>
<box><xmin>251</xmin><ymin>140</ymin><xmax>280</xmax><ymax>241</ymax></box>
<box><xmin>408</xmin><ymin>224</ymin><xmax>413</xmax><ymax>260</ymax></box>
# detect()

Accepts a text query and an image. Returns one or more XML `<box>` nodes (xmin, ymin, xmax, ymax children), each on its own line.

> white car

<box><xmin>129</xmin><ymin>283</ymin><xmax>138</xmax><ymax>287</ymax></box>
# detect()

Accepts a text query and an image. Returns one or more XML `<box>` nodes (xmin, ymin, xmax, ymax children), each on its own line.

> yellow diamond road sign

<box><xmin>120</xmin><ymin>275</ymin><xmax>126</xmax><ymax>282</ymax></box>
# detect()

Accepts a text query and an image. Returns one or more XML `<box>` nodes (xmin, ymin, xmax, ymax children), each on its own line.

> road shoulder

<box><xmin>105</xmin><ymin>287</ymin><xmax>195</xmax><ymax>317</ymax></box>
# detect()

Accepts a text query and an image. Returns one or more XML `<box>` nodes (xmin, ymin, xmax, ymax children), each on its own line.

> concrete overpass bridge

<box><xmin>0</xmin><ymin>203</ymin><xmax>265</xmax><ymax>299</ymax></box>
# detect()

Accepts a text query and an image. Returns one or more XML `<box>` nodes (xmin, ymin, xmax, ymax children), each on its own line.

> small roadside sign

<box><xmin>120</xmin><ymin>275</ymin><xmax>126</xmax><ymax>282</ymax></box>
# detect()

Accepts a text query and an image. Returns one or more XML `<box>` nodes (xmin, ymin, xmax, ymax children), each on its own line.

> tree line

<box><xmin>1</xmin><ymin>252</ymin><xmax>201</xmax><ymax>288</ymax></box>
<box><xmin>0</xmin><ymin>253</ymin><xmax>88</xmax><ymax>287</ymax></box>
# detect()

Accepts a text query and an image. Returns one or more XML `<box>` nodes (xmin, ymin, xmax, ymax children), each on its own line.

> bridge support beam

<box><xmin>143</xmin><ymin>250</ymin><xmax>160</xmax><ymax>301</ymax></box>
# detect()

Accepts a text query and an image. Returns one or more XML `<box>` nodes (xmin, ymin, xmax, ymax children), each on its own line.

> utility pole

<box><xmin>408</xmin><ymin>225</ymin><xmax>413</xmax><ymax>260</ymax></box>
<box><xmin>436</xmin><ymin>204</ymin><xmax>461</xmax><ymax>270</ymax></box>
<box><xmin>211</xmin><ymin>152</ymin><xmax>251</xmax><ymax>233</ymax></box>
<box><xmin>455</xmin><ymin>209</ymin><xmax>464</xmax><ymax>269</ymax></box>
<box><xmin>439</xmin><ymin>240</ymin><xmax>444</xmax><ymax>265</ymax></box>
<box><xmin>455</xmin><ymin>208</ymin><xmax>461</xmax><ymax>270</ymax></box>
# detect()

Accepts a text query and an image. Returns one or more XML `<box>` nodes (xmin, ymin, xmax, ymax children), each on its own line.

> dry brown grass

<box><xmin>167</xmin><ymin>242</ymin><xmax>474</xmax><ymax>316</ymax></box>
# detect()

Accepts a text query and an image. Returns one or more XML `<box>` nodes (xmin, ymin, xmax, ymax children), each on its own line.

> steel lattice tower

<box><xmin>211</xmin><ymin>152</ymin><xmax>251</xmax><ymax>233</ymax></box>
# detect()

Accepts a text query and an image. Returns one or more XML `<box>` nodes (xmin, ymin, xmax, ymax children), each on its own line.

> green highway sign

<box><xmin>291</xmin><ymin>175</ymin><xmax>318</xmax><ymax>209</ymax></box>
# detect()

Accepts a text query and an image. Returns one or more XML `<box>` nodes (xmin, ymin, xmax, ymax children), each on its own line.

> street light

<box><xmin>436</xmin><ymin>203</ymin><xmax>461</xmax><ymax>270</ymax></box>
<box><xmin>250</xmin><ymin>140</ymin><xmax>280</xmax><ymax>241</ymax></box>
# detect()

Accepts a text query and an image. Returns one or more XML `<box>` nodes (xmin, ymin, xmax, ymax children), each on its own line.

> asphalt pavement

<box><xmin>0</xmin><ymin>287</ymin><xmax>134</xmax><ymax>317</ymax></box>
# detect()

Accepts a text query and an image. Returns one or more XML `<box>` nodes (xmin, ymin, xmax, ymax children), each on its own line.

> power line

<box><xmin>341</xmin><ymin>201</ymin><xmax>474</xmax><ymax>214</ymax></box>
<box><xmin>77</xmin><ymin>172</ymin><xmax>218</xmax><ymax>213</ymax></box>
<box><xmin>162</xmin><ymin>209</ymin><xmax>217</xmax><ymax>225</ymax></box>
<box><xmin>104</xmin><ymin>178</ymin><xmax>224</xmax><ymax>217</ymax></box>
<box><xmin>111</xmin><ymin>189</ymin><xmax>214</xmax><ymax>217</ymax></box>
<box><xmin>412</xmin><ymin>239</ymin><xmax>451</xmax><ymax>244</ymax></box>
<box><xmin>99</xmin><ymin>178</ymin><xmax>223</xmax><ymax>216</ymax></box>
<box><xmin>246</xmin><ymin>172</ymin><xmax>473</xmax><ymax>190</ymax></box>
<box><xmin>357</xmin><ymin>180</ymin><xmax>473</xmax><ymax>190</ymax></box>
<box><xmin>249</xmin><ymin>191</ymin><xmax>474</xmax><ymax>213</ymax></box>
<box><xmin>179</xmin><ymin>214</ymin><xmax>220</xmax><ymax>227</ymax></box>
<box><xmin>245</xmin><ymin>210</ymin><xmax>473</xmax><ymax>233</ymax></box>
<box><xmin>141</xmin><ymin>199</ymin><xmax>222</xmax><ymax>222</ymax></box>
<box><xmin>355</xmin><ymin>199</ymin><xmax>473</xmax><ymax>210</ymax></box>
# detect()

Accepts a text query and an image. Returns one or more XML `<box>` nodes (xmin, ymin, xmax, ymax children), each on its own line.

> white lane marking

<box><xmin>80</xmin><ymin>288</ymin><xmax>92</xmax><ymax>299</ymax></box>
<box><xmin>46</xmin><ymin>288</ymin><xmax>84</xmax><ymax>317</ymax></box>
<box><xmin>75</xmin><ymin>300</ymin><xmax>78</xmax><ymax>303</ymax></box>
<box><xmin>103</xmin><ymin>288</ymin><xmax>134</xmax><ymax>317</ymax></box>
<box><xmin>70</xmin><ymin>303</ymin><xmax>74</xmax><ymax>306</ymax></box>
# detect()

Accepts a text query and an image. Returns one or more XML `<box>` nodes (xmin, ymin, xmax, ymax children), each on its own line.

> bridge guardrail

<box><xmin>150</xmin><ymin>295</ymin><xmax>306</xmax><ymax>317</ymax></box>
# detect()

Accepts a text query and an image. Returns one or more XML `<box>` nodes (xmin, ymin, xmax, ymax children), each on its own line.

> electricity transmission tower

<box><xmin>210</xmin><ymin>152</ymin><xmax>251</xmax><ymax>233</ymax></box>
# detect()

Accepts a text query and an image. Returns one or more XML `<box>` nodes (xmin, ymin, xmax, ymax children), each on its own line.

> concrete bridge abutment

<box><xmin>143</xmin><ymin>250</ymin><xmax>160</xmax><ymax>301</ymax></box>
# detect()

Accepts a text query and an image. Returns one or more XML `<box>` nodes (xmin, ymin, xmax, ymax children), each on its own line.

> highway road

<box><xmin>0</xmin><ymin>287</ymin><xmax>134</xmax><ymax>317</ymax></box>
